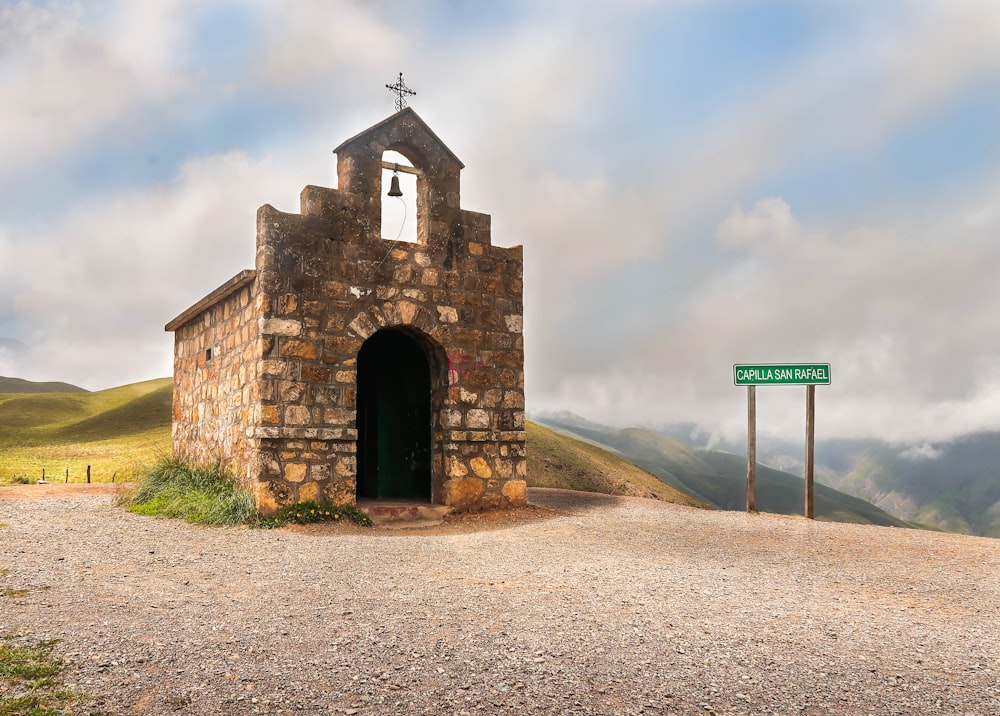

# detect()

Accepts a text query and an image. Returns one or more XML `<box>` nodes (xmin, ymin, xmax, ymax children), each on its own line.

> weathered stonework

<box><xmin>166</xmin><ymin>109</ymin><xmax>526</xmax><ymax>514</ymax></box>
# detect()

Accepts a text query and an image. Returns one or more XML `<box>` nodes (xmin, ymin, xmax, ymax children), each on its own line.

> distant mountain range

<box><xmin>542</xmin><ymin>414</ymin><xmax>1000</xmax><ymax>538</ymax></box>
<box><xmin>534</xmin><ymin>412</ymin><xmax>914</xmax><ymax>530</ymax></box>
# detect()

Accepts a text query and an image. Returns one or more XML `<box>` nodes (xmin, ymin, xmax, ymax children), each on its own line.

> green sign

<box><xmin>734</xmin><ymin>363</ymin><xmax>831</xmax><ymax>386</ymax></box>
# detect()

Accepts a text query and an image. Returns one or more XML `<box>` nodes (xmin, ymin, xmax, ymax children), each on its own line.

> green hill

<box><xmin>0</xmin><ymin>376</ymin><xmax>87</xmax><ymax>394</ymax></box>
<box><xmin>0</xmin><ymin>378</ymin><xmax>173</xmax><ymax>483</ymax></box>
<box><xmin>537</xmin><ymin>415</ymin><xmax>912</xmax><ymax>529</ymax></box>
<box><xmin>0</xmin><ymin>377</ymin><xmax>710</xmax><ymax>509</ymax></box>
<box><xmin>525</xmin><ymin>422</ymin><xmax>708</xmax><ymax>508</ymax></box>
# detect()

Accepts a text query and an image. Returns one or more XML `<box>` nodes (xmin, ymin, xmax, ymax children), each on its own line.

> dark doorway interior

<box><xmin>356</xmin><ymin>329</ymin><xmax>432</xmax><ymax>500</ymax></box>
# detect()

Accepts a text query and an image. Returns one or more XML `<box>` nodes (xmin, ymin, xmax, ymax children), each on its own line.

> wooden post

<box><xmin>805</xmin><ymin>384</ymin><xmax>815</xmax><ymax>519</ymax></box>
<box><xmin>747</xmin><ymin>385</ymin><xmax>757</xmax><ymax>513</ymax></box>
<box><xmin>64</xmin><ymin>468</ymin><xmax>69</xmax><ymax>483</ymax></box>
<box><xmin>112</xmin><ymin>471</ymin><xmax>117</xmax><ymax>483</ymax></box>
<box><xmin>41</xmin><ymin>468</ymin><xmax>45</xmax><ymax>483</ymax></box>
<box><xmin>87</xmin><ymin>465</ymin><xmax>91</xmax><ymax>484</ymax></box>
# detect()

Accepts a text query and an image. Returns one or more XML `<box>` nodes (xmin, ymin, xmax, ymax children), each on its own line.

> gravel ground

<box><xmin>1</xmin><ymin>486</ymin><xmax>997</xmax><ymax>715</ymax></box>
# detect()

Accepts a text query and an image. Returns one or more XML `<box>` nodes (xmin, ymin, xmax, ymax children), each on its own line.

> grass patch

<box><xmin>125</xmin><ymin>459</ymin><xmax>373</xmax><ymax>529</ymax></box>
<box><xmin>0</xmin><ymin>636</ymin><xmax>75</xmax><ymax>715</ymax></box>
<box><xmin>259</xmin><ymin>501</ymin><xmax>373</xmax><ymax>528</ymax></box>
<box><xmin>0</xmin><ymin>378</ymin><xmax>172</xmax><ymax>485</ymax></box>
<box><xmin>122</xmin><ymin>458</ymin><xmax>256</xmax><ymax>527</ymax></box>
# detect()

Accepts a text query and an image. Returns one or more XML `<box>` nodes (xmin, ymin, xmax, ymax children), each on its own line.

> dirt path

<box><xmin>0</xmin><ymin>482</ymin><xmax>127</xmax><ymax>500</ymax></box>
<box><xmin>1</xmin><ymin>488</ymin><xmax>997</xmax><ymax>715</ymax></box>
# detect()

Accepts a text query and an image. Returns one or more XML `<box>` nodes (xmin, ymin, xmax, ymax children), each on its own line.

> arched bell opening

<box><xmin>380</xmin><ymin>150</ymin><xmax>417</xmax><ymax>243</ymax></box>
<box><xmin>355</xmin><ymin>327</ymin><xmax>447</xmax><ymax>501</ymax></box>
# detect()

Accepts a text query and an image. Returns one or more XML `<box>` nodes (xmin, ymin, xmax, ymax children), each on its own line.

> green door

<box><xmin>356</xmin><ymin>330</ymin><xmax>432</xmax><ymax>500</ymax></box>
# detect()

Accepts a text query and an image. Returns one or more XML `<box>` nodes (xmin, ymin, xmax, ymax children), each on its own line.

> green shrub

<box><xmin>122</xmin><ymin>458</ymin><xmax>256</xmax><ymax>527</ymax></box>
<box><xmin>124</xmin><ymin>458</ymin><xmax>373</xmax><ymax>529</ymax></box>
<box><xmin>10</xmin><ymin>476</ymin><xmax>30</xmax><ymax>485</ymax></box>
<box><xmin>260</xmin><ymin>501</ymin><xmax>373</xmax><ymax>528</ymax></box>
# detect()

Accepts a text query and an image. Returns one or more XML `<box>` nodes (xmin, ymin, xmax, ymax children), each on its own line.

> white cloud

<box><xmin>256</xmin><ymin>0</ymin><xmax>406</xmax><ymax>90</ymax></box>
<box><xmin>0</xmin><ymin>1</ymin><xmax>193</xmax><ymax>180</ymax></box>
<box><xmin>0</xmin><ymin>150</ymin><xmax>303</xmax><ymax>389</ymax></box>
<box><xmin>531</xmin><ymin>184</ymin><xmax>1000</xmax><ymax>442</ymax></box>
<box><xmin>2</xmin><ymin>0</ymin><xmax>1000</xmax><ymax>447</ymax></box>
<box><xmin>714</xmin><ymin>197</ymin><xmax>807</xmax><ymax>251</ymax></box>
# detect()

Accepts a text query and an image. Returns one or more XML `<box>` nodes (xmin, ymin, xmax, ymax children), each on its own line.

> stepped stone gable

<box><xmin>166</xmin><ymin>108</ymin><xmax>526</xmax><ymax>515</ymax></box>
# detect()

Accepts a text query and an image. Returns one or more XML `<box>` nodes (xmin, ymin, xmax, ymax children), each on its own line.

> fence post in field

<box><xmin>64</xmin><ymin>468</ymin><xmax>69</xmax><ymax>483</ymax></box>
<box><xmin>87</xmin><ymin>465</ymin><xmax>91</xmax><ymax>484</ymax></box>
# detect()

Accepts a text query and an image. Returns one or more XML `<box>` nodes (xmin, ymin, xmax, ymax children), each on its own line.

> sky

<box><xmin>2</xmin><ymin>0</ymin><xmax>1000</xmax><ymax>446</ymax></box>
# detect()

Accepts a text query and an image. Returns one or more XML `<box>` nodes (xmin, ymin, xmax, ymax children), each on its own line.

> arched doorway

<box><xmin>356</xmin><ymin>329</ymin><xmax>432</xmax><ymax>500</ymax></box>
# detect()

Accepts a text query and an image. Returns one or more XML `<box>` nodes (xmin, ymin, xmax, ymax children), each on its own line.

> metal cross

<box><xmin>386</xmin><ymin>72</ymin><xmax>416</xmax><ymax>112</ymax></box>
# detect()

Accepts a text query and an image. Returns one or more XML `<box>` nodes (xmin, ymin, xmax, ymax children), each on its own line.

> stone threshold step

<box><xmin>357</xmin><ymin>500</ymin><xmax>453</xmax><ymax>529</ymax></box>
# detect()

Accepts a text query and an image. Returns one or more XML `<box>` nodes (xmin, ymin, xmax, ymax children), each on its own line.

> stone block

<box><xmin>481</xmin><ymin>493</ymin><xmax>501</xmax><ymax>509</ymax></box>
<box><xmin>459</xmin><ymin>388</ymin><xmax>478</xmax><ymax>404</ymax></box>
<box><xmin>285</xmin><ymin>463</ymin><xmax>307</xmax><ymax>483</ymax></box>
<box><xmin>260</xmin><ymin>317</ymin><xmax>302</xmax><ymax>336</ymax></box>
<box><xmin>261</xmin><ymin>359</ymin><xmax>286</xmax><ymax>376</ymax></box>
<box><xmin>261</xmin><ymin>405</ymin><xmax>280</xmax><ymax>425</ymax></box>
<box><xmin>470</xmin><ymin>457</ymin><xmax>492</xmax><ymax>478</ymax></box>
<box><xmin>280</xmin><ymin>339</ymin><xmax>320</xmax><ymax>359</ymax></box>
<box><xmin>285</xmin><ymin>405</ymin><xmax>311</xmax><ymax>425</ymax></box>
<box><xmin>445</xmin><ymin>477</ymin><xmax>484</xmax><ymax>509</ymax></box>
<box><xmin>502</xmin><ymin>391</ymin><xmax>525</xmax><ymax>408</ymax></box>
<box><xmin>348</xmin><ymin>313</ymin><xmax>377</xmax><ymax>339</ymax></box>
<box><xmin>421</xmin><ymin>269</ymin><xmax>439</xmax><ymax>286</ymax></box>
<box><xmin>437</xmin><ymin>306</ymin><xmax>458</xmax><ymax>323</ymax></box>
<box><xmin>504</xmin><ymin>314</ymin><xmax>523</xmax><ymax>333</ymax></box>
<box><xmin>466</xmin><ymin>409</ymin><xmax>490</xmax><ymax>429</ymax></box>
<box><xmin>502</xmin><ymin>479</ymin><xmax>527</xmax><ymax>505</ymax></box>
<box><xmin>301</xmin><ymin>364</ymin><xmax>329</xmax><ymax>383</ymax></box>
<box><xmin>255</xmin><ymin>480</ymin><xmax>291</xmax><ymax>516</ymax></box>
<box><xmin>298</xmin><ymin>481</ymin><xmax>321</xmax><ymax>503</ymax></box>
<box><xmin>278</xmin><ymin>294</ymin><xmax>299</xmax><ymax>314</ymax></box>
<box><xmin>324</xmin><ymin>479</ymin><xmax>356</xmax><ymax>505</ymax></box>
<box><xmin>278</xmin><ymin>380</ymin><xmax>307</xmax><ymax>402</ymax></box>
<box><xmin>309</xmin><ymin>464</ymin><xmax>331</xmax><ymax>481</ymax></box>
<box><xmin>446</xmin><ymin>456</ymin><xmax>468</xmax><ymax>478</ymax></box>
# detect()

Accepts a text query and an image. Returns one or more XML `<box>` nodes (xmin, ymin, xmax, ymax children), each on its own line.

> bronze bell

<box><xmin>388</xmin><ymin>172</ymin><xmax>403</xmax><ymax>197</ymax></box>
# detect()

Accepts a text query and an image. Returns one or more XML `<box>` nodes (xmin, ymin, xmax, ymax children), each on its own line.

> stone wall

<box><xmin>252</xmin><ymin>196</ymin><xmax>525</xmax><ymax>513</ymax></box>
<box><xmin>168</xmin><ymin>108</ymin><xmax>526</xmax><ymax>515</ymax></box>
<box><xmin>169</xmin><ymin>271</ymin><xmax>262</xmax><ymax>486</ymax></box>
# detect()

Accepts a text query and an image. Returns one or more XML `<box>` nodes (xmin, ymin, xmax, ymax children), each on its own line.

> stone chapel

<box><xmin>165</xmin><ymin>109</ymin><xmax>526</xmax><ymax>514</ymax></box>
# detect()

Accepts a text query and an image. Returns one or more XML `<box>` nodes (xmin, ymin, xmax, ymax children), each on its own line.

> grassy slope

<box><xmin>0</xmin><ymin>376</ymin><xmax>87</xmax><ymax>394</ymax></box>
<box><xmin>525</xmin><ymin>422</ymin><xmax>708</xmax><ymax>508</ymax></box>
<box><xmin>0</xmin><ymin>378</ymin><xmax>708</xmax><ymax>507</ymax></box>
<box><xmin>537</xmin><ymin>417</ymin><xmax>912</xmax><ymax>528</ymax></box>
<box><xmin>0</xmin><ymin>378</ymin><xmax>172</xmax><ymax>483</ymax></box>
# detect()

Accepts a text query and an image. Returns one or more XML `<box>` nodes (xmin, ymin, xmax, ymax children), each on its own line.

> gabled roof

<box><xmin>332</xmin><ymin>107</ymin><xmax>465</xmax><ymax>169</ymax></box>
<box><xmin>165</xmin><ymin>270</ymin><xmax>256</xmax><ymax>332</ymax></box>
